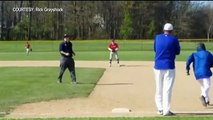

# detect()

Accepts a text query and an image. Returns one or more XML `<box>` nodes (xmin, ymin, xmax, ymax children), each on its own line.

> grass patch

<box><xmin>0</xmin><ymin>41</ymin><xmax>213</xmax><ymax>61</ymax></box>
<box><xmin>0</xmin><ymin>50</ymin><xmax>206</xmax><ymax>61</ymax></box>
<box><xmin>2</xmin><ymin>117</ymin><xmax>213</xmax><ymax>120</ymax></box>
<box><xmin>0</xmin><ymin>67</ymin><xmax>105</xmax><ymax>114</ymax></box>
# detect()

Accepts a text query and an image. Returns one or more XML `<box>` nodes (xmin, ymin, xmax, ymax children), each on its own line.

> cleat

<box><xmin>57</xmin><ymin>80</ymin><xmax>62</xmax><ymax>83</ymax></box>
<box><xmin>200</xmin><ymin>96</ymin><xmax>207</xmax><ymax>107</ymax></box>
<box><xmin>206</xmin><ymin>101</ymin><xmax>210</xmax><ymax>106</ymax></box>
<box><xmin>157</xmin><ymin>110</ymin><xmax>163</xmax><ymax>115</ymax></box>
<box><xmin>72</xmin><ymin>81</ymin><xmax>77</xmax><ymax>85</ymax></box>
<box><xmin>163</xmin><ymin>111</ymin><xmax>175</xmax><ymax>116</ymax></box>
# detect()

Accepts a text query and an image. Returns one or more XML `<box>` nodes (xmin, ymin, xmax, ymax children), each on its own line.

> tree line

<box><xmin>0</xmin><ymin>1</ymin><xmax>212</xmax><ymax>40</ymax></box>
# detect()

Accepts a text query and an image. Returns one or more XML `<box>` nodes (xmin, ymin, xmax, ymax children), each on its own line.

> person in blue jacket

<box><xmin>186</xmin><ymin>42</ymin><xmax>213</xmax><ymax>107</ymax></box>
<box><xmin>154</xmin><ymin>23</ymin><xmax>180</xmax><ymax>116</ymax></box>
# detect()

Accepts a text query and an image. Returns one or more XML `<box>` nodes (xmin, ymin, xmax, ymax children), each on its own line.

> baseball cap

<box><xmin>196</xmin><ymin>42</ymin><xmax>206</xmax><ymax>50</ymax></box>
<box><xmin>64</xmin><ymin>34</ymin><xmax>71</xmax><ymax>38</ymax></box>
<box><xmin>163</xmin><ymin>23</ymin><xmax>173</xmax><ymax>31</ymax></box>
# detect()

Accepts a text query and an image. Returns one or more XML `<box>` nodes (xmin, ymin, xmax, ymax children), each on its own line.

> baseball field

<box><xmin>1</xmin><ymin>40</ymin><xmax>213</xmax><ymax>120</ymax></box>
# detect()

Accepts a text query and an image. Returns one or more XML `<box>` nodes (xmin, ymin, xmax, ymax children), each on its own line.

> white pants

<box><xmin>26</xmin><ymin>48</ymin><xmax>30</xmax><ymax>55</ymax></box>
<box><xmin>109</xmin><ymin>51</ymin><xmax>119</xmax><ymax>60</ymax></box>
<box><xmin>198</xmin><ymin>78</ymin><xmax>211</xmax><ymax>102</ymax></box>
<box><xmin>154</xmin><ymin>69</ymin><xmax>175</xmax><ymax>115</ymax></box>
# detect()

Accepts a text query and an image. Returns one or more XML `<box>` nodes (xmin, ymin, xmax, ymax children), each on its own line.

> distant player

<box><xmin>108</xmin><ymin>39</ymin><xmax>120</xmax><ymax>67</ymax></box>
<box><xmin>25</xmin><ymin>41</ymin><xmax>31</xmax><ymax>56</ymax></box>
<box><xmin>186</xmin><ymin>42</ymin><xmax>213</xmax><ymax>107</ymax></box>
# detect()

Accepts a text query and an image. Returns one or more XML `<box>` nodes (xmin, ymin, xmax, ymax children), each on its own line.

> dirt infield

<box><xmin>1</xmin><ymin>60</ymin><xmax>213</xmax><ymax>118</ymax></box>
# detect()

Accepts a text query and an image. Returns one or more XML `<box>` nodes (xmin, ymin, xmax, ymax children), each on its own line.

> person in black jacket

<box><xmin>58</xmin><ymin>34</ymin><xmax>77</xmax><ymax>84</ymax></box>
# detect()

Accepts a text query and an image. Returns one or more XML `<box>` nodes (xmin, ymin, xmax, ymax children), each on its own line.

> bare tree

<box><xmin>207</xmin><ymin>2</ymin><xmax>213</xmax><ymax>42</ymax></box>
<box><xmin>0</xmin><ymin>1</ymin><xmax>4</xmax><ymax>40</ymax></box>
<box><xmin>28</xmin><ymin>1</ymin><xmax>33</xmax><ymax>40</ymax></box>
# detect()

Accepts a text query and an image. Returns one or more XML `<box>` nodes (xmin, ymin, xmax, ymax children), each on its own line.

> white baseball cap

<box><xmin>163</xmin><ymin>23</ymin><xmax>173</xmax><ymax>31</ymax></box>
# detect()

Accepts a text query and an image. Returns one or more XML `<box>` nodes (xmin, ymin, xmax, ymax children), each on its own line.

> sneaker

<box><xmin>157</xmin><ymin>110</ymin><xmax>163</xmax><ymax>115</ymax></box>
<box><xmin>72</xmin><ymin>81</ymin><xmax>77</xmax><ymax>85</ymax></box>
<box><xmin>200</xmin><ymin>96</ymin><xmax>207</xmax><ymax>107</ymax></box>
<box><xmin>206</xmin><ymin>101</ymin><xmax>210</xmax><ymax>106</ymax></box>
<box><xmin>58</xmin><ymin>79</ymin><xmax>62</xmax><ymax>83</ymax></box>
<box><xmin>163</xmin><ymin>111</ymin><xmax>175</xmax><ymax>116</ymax></box>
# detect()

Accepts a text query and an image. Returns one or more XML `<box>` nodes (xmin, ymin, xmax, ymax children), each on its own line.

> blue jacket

<box><xmin>186</xmin><ymin>48</ymin><xmax>213</xmax><ymax>80</ymax></box>
<box><xmin>154</xmin><ymin>33</ymin><xmax>180</xmax><ymax>69</ymax></box>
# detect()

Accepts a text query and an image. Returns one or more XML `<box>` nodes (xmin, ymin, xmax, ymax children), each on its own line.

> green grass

<box><xmin>0</xmin><ymin>67</ymin><xmax>105</xmax><ymax>114</ymax></box>
<box><xmin>0</xmin><ymin>40</ymin><xmax>213</xmax><ymax>61</ymax></box>
<box><xmin>1</xmin><ymin>40</ymin><xmax>213</xmax><ymax>52</ymax></box>
<box><xmin>2</xmin><ymin>117</ymin><xmax>213</xmax><ymax>120</ymax></box>
<box><xmin>0</xmin><ymin>50</ymin><xmax>208</xmax><ymax>61</ymax></box>
<box><xmin>1</xmin><ymin>40</ymin><xmax>213</xmax><ymax>119</ymax></box>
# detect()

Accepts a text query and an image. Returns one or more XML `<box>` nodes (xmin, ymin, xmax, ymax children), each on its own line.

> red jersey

<box><xmin>109</xmin><ymin>42</ymin><xmax>118</xmax><ymax>52</ymax></box>
<box><xmin>26</xmin><ymin>42</ymin><xmax>30</xmax><ymax>48</ymax></box>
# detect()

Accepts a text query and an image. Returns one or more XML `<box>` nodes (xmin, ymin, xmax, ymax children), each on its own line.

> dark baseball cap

<box><xmin>64</xmin><ymin>34</ymin><xmax>71</xmax><ymax>38</ymax></box>
<box><xmin>196</xmin><ymin>42</ymin><xmax>206</xmax><ymax>50</ymax></box>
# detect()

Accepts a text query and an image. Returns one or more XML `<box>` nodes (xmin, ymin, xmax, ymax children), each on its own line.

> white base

<box><xmin>111</xmin><ymin>108</ymin><xmax>131</xmax><ymax>113</ymax></box>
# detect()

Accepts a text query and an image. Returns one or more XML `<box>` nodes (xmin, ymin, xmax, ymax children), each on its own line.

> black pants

<box><xmin>58</xmin><ymin>57</ymin><xmax>76</xmax><ymax>82</ymax></box>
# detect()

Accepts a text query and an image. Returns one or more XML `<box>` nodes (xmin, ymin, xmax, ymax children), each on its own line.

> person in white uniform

<box><xmin>154</xmin><ymin>23</ymin><xmax>180</xmax><ymax>116</ymax></box>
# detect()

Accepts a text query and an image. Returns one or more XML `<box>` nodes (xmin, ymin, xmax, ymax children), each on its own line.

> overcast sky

<box><xmin>192</xmin><ymin>1</ymin><xmax>213</xmax><ymax>7</ymax></box>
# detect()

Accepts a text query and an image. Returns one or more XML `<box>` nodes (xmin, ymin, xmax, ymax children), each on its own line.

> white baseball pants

<box><xmin>26</xmin><ymin>48</ymin><xmax>30</xmax><ymax>55</ymax></box>
<box><xmin>109</xmin><ymin>51</ymin><xmax>119</xmax><ymax>60</ymax></box>
<box><xmin>154</xmin><ymin>69</ymin><xmax>175</xmax><ymax>115</ymax></box>
<box><xmin>198</xmin><ymin>77</ymin><xmax>211</xmax><ymax>102</ymax></box>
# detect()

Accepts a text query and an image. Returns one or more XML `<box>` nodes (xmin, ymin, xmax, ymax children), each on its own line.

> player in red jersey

<box><xmin>25</xmin><ymin>41</ymin><xmax>31</xmax><ymax>56</ymax></box>
<box><xmin>108</xmin><ymin>39</ymin><xmax>120</xmax><ymax>67</ymax></box>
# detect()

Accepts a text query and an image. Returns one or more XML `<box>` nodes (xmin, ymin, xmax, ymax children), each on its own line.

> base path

<box><xmin>1</xmin><ymin>60</ymin><xmax>213</xmax><ymax>118</ymax></box>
